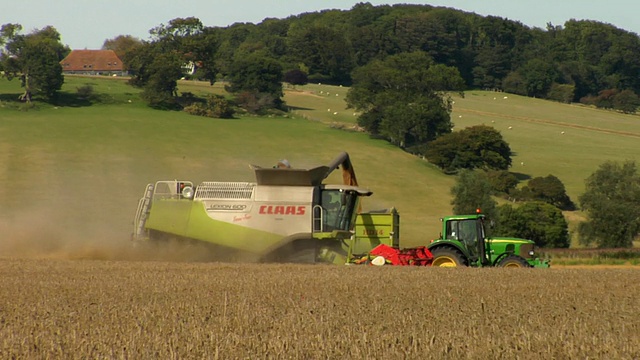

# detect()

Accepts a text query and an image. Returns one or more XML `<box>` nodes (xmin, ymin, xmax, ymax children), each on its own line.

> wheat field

<box><xmin>1</xmin><ymin>258</ymin><xmax>638</xmax><ymax>359</ymax></box>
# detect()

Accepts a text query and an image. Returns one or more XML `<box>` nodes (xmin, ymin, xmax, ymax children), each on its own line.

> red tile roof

<box><xmin>60</xmin><ymin>50</ymin><xmax>124</xmax><ymax>72</ymax></box>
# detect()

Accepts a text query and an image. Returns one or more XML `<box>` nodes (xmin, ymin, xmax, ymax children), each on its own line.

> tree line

<box><xmin>4</xmin><ymin>3</ymin><xmax>640</xmax><ymax>110</ymax></box>
<box><xmin>450</xmin><ymin>161</ymin><xmax>640</xmax><ymax>249</ymax></box>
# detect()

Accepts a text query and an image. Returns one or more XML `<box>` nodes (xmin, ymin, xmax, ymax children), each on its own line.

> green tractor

<box><xmin>428</xmin><ymin>213</ymin><xmax>550</xmax><ymax>268</ymax></box>
<box><xmin>350</xmin><ymin>210</ymin><xmax>550</xmax><ymax>268</ymax></box>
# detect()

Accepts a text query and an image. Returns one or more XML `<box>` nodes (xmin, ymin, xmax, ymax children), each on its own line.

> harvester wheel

<box><xmin>431</xmin><ymin>248</ymin><xmax>465</xmax><ymax>267</ymax></box>
<box><xmin>498</xmin><ymin>255</ymin><xmax>531</xmax><ymax>268</ymax></box>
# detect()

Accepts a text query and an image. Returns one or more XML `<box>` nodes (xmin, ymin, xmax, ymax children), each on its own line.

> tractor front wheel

<box><xmin>498</xmin><ymin>255</ymin><xmax>531</xmax><ymax>268</ymax></box>
<box><xmin>431</xmin><ymin>248</ymin><xmax>466</xmax><ymax>267</ymax></box>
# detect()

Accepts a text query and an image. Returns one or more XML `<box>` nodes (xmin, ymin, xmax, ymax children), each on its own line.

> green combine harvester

<box><xmin>133</xmin><ymin>152</ymin><xmax>549</xmax><ymax>267</ymax></box>
<box><xmin>133</xmin><ymin>152</ymin><xmax>373</xmax><ymax>264</ymax></box>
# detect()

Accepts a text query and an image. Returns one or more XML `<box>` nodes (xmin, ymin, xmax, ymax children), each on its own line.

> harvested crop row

<box><xmin>0</xmin><ymin>259</ymin><xmax>638</xmax><ymax>359</ymax></box>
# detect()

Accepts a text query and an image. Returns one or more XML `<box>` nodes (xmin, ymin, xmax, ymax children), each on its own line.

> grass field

<box><xmin>1</xmin><ymin>259</ymin><xmax>638</xmax><ymax>359</ymax></box>
<box><xmin>0</xmin><ymin>75</ymin><xmax>639</xmax><ymax>256</ymax></box>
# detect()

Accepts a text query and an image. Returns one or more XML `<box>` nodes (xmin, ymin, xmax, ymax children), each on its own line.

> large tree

<box><xmin>0</xmin><ymin>24</ymin><xmax>66</xmax><ymax>102</ymax></box>
<box><xmin>102</xmin><ymin>35</ymin><xmax>142</xmax><ymax>67</ymax></box>
<box><xmin>450</xmin><ymin>169</ymin><xmax>497</xmax><ymax>220</ymax></box>
<box><xmin>124</xmin><ymin>17</ymin><xmax>218</xmax><ymax>107</ymax></box>
<box><xmin>346</xmin><ymin>51</ymin><xmax>465</xmax><ymax>151</ymax></box>
<box><xmin>425</xmin><ymin>125</ymin><xmax>512</xmax><ymax>172</ymax></box>
<box><xmin>125</xmin><ymin>42</ymin><xmax>184</xmax><ymax>108</ymax></box>
<box><xmin>496</xmin><ymin>202</ymin><xmax>570</xmax><ymax>248</ymax></box>
<box><xmin>226</xmin><ymin>52</ymin><xmax>284</xmax><ymax>112</ymax></box>
<box><xmin>578</xmin><ymin>161</ymin><xmax>640</xmax><ymax>248</ymax></box>
<box><xmin>516</xmin><ymin>175</ymin><xmax>574</xmax><ymax>210</ymax></box>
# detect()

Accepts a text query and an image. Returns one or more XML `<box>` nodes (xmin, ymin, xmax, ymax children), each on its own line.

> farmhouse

<box><xmin>60</xmin><ymin>50</ymin><xmax>127</xmax><ymax>76</ymax></box>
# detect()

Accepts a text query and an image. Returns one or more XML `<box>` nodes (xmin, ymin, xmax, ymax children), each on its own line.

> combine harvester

<box><xmin>133</xmin><ymin>152</ymin><xmax>549</xmax><ymax>267</ymax></box>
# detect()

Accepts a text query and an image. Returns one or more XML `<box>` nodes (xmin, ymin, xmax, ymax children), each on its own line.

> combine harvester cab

<box><xmin>132</xmin><ymin>152</ymin><xmax>372</xmax><ymax>264</ymax></box>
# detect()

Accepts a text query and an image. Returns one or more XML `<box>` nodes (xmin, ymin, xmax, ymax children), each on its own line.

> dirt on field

<box><xmin>0</xmin><ymin>207</ymin><xmax>239</xmax><ymax>263</ymax></box>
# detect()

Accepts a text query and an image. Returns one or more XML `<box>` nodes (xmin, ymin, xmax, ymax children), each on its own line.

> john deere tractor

<box><xmin>428</xmin><ymin>213</ymin><xmax>550</xmax><ymax>268</ymax></box>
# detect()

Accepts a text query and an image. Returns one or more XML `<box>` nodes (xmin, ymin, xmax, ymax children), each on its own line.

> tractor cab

<box><xmin>443</xmin><ymin>216</ymin><xmax>488</xmax><ymax>265</ymax></box>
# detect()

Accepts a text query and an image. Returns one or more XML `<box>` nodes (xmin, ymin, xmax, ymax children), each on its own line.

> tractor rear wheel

<box><xmin>431</xmin><ymin>248</ymin><xmax>466</xmax><ymax>267</ymax></box>
<box><xmin>498</xmin><ymin>255</ymin><xmax>531</xmax><ymax>268</ymax></box>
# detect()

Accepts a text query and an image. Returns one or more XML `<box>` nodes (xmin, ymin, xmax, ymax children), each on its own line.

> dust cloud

<box><xmin>0</xmin><ymin>207</ymin><xmax>247</xmax><ymax>263</ymax></box>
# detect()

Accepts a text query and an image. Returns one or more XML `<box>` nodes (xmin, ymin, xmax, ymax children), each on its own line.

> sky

<box><xmin>3</xmin><ymin>0</ymin><xmax>639</xmax><ymax>49</ymax></box>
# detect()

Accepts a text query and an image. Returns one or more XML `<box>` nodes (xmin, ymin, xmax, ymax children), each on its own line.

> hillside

<box><xmin>1</xmin><ymin>76</ymin><xmax>639</xmax><ymax>256</ymax></box>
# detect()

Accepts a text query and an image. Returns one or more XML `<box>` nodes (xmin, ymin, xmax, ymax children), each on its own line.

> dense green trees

<box><xmin>450</xmin><ymin>169</ymin><xmax>497</xmax><ymax>220</ymax></box>
<box><xmin>124</xmin><ymin>17</ymin><xmax>219</xmax><ymax>108</ymax></box>
<box><xmin>513</xmin><ymin>175</ymin><xmax>574</xmax><ymax>210</ymax></box>
<box><xmin>578</xmin><ymin>161</ymin><xmax>640</xmax><ymax>248</ymax></box>
<box><xmin>0</xmin><ymin>24</ymin><xmax>67</xmax><ymax>102</ymax></box>
<box><xmin>124</xmin><ymin>42</ymin><xmax>184</xmax><ymax>108</ymax></box>
<box><xmin>283</xmin><ymin>69</ymin><xmax>308</xmax><ymax>86</ymax></box>
<box><xmin>425</xmin><ymin>125</ymin><xmax>512</xmax><ymax>172</ymax></box>
<box><xmin>449</xmin><ymin>167</ymin><xmax>575</xmax><ymax>248</ymax></box>
<box><xmin>287</xmin><ymin>25</ymin><xmax>354</xmax><ymax>84</ymax></box>
<box><xmin>9</xmin><ymin>3</ymin><xmax>640</xmax><ymax>110</ymax></box>
<box><xmin>496</xmin><ymin>202</ymin><xmax>570</xmax><ymax>248</ymax></box>
<box><xmin>227</xmin><ymin>53</ymin><xmax>284</xmax><ymax>113</ymax></box>
<box><xmin>102</xmin><ymin>35</ymin><xmax>142</xmax><ymax>66</ymax></box>
<box><xmin>346</xmin><ymin>51</ymin><xmax>464</xmax><ymax>151</ymax></box>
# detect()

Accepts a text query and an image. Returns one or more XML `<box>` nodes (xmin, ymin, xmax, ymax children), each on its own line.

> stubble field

<box><xmin>1</xmin><ymin>258</ymin><xmax>638</xmax><ymax>359</ymax></box>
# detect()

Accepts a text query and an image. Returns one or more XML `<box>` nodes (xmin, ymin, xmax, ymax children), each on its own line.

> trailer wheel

<box><xmin>498</xmin><ymin>255</ymin><xmax>531</xmax><ymax>268</ymax></box>
<box><xmin>431</xmin><ymin>248</ymin><xmax>465</xmax><ymax>267</ymax></box>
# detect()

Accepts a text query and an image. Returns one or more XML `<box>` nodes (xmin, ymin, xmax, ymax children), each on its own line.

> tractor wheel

<box><xmin>498</xmin><ymin>255</ymin><xmax>531</xmax><ymax>268</ymax></box>
<box><xmin>431</xmin><ymin>248</ymin><xmax>466</xmax><ymax>267</ymax></box>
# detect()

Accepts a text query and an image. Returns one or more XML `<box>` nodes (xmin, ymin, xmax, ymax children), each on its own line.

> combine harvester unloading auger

<box><xmin>132</xmin><ymin>152</ymin><xmax>548</xmax><ymax>267</ymax></box>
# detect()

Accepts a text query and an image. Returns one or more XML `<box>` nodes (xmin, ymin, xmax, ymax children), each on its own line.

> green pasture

<box><xmin>448</xmin><ymin>91</ymin><xmax>640</xmax><ymax>201</ymax></box>
<box><xmin>1</xmin><ymin>76</ymin><xmax>639</xmax><ymax>250</ymax></box>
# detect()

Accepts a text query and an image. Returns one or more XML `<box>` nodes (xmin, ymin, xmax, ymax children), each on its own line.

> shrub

<box><xmin>183</xmin><ymin>94</ymin><xmax>235</xmax><ymax>119</ymax></box>
<box><xmin>487</xmin><ymin>170</ymin><xmax>519</xmax><ymax>194</ymax></box>
<box><xmin>283</xmin><ymin>69</ymin><xmax>308</xmax><ymax>86</ymax></box>
<box><xmin>76</xmin><ymin>85</ymin><xmax>94</xmax><ymax>99</ymax></box>
<box><xmin>547</xmin><ymin>83</ymin><xmax>575</xmax><ymax>103</ymax></box>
